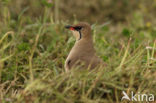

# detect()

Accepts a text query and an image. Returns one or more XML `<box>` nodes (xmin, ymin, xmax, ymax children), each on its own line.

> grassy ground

<box><xmin>0</xmin><ymin>6</ymin><xmax>156</xmax><ymax>103</ymax></box>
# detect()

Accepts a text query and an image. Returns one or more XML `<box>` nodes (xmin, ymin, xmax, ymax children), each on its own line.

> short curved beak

<box><xmin>65</xmin><ymin>25</ymin><xmax>75</xmax><ymax>30</ymax></box>
<box><xmin>65</xmin><ymin>25</ymin><xmax>72</xmax><ymax>29</ymax></box>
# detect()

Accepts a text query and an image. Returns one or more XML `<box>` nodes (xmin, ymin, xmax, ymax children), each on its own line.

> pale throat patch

<box><xmin>72</xmin><ymin>31</ymin><xmax>82</xmax><ymax>40</ymax></box>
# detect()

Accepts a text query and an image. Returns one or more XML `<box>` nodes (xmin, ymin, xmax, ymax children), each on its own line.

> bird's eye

<box><xmin>74</xmin><ymin>26</ymin><xmax>82</xmax><ymax>31</ymax></box>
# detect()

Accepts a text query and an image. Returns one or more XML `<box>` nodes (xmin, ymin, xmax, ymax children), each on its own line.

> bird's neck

<box><xmin>74</xmin><ymin>37</ymin><xmax>95</xmax><ymax>53</ymax></box>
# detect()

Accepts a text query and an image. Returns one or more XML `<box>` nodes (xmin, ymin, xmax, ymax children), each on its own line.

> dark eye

<box><xmin>74</xmin><ymin>26</ymin><xmax>82</xmax><ymax>31</ymax></box>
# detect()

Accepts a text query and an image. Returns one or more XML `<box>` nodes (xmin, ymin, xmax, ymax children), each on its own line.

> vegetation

<box><xmin>0</xmin><ymin>0</ymin><xmax>156</xmax><ymax>103</ymax></box>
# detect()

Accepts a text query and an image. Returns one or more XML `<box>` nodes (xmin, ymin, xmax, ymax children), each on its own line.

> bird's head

<box><xmin>65</xmin><ymin>22</ymin><xmax>92</xmax><ymax>41</ymax></box>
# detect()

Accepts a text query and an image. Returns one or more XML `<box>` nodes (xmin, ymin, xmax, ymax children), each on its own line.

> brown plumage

<box><xmin>65</xmin><ymin>22</ymin><xmax>104</xmax><ymax>72</ymax></box>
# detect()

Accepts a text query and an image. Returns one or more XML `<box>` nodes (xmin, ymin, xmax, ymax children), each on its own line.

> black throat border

<box><xmin>78</xmin><ymin>31</ymin><xmax>82</xmax><ymax>40</ymax></box>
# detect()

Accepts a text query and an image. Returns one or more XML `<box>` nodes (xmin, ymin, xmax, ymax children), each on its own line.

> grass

<box><xmin>0</xmin><ymin>5</ymin><xmax>156</xmax><ymax>103</ymax></box>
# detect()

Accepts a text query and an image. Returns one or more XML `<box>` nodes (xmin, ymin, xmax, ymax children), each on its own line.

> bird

<box><xmin>64</xmin><ymin>22</ymin><xmax>105</xmax><ymax>72</ymax></box>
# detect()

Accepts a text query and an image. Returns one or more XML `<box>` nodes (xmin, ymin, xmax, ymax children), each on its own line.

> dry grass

<box><xmin>0</xmin><ymin>0</ymin><xmax>156</xmax><ymax>103</ymax></box>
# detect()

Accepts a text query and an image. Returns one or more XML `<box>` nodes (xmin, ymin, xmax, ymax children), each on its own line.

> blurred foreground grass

<box><xmin>0</xmin><ymin>1</ymin><xmax>156</xmax><ymax>103</ymax></box>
